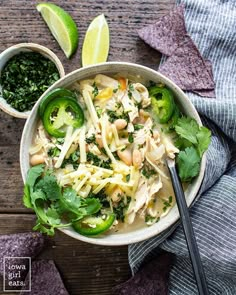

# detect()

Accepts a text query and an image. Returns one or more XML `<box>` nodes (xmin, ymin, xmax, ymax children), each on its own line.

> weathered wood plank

<box><xmin>0</xmin><ymin>214</ymin><xmax>131</xmax><ymax>295</ymax></box>
<box><xmin>0</xmin><ymin>146</ymin><xmax>27</xmax><ymax>213</ymax></box>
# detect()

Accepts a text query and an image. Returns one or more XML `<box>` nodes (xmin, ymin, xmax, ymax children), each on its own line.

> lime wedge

<box><xmin>37</xmin><ymin>3</ymin><xmax>78</xmax><ymax>58</ymax></box>
<box><xmin>82</xmin><ymin>14</ymin><xmax>109</xmax><ymax>67</ymax></box>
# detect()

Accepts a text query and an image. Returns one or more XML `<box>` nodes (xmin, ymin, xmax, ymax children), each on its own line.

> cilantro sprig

<box><xmin>174</xmin><ymin>117</ymin><xmax>211</xmax><ymax>182</ymax></box>
<box><xmin>23</xmin><ymin>165</ymin><xmax>101</xmax><ymax>235</ymax></box>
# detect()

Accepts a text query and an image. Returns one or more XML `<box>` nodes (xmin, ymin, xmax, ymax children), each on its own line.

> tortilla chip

<box><xmin>20</xmin><ymin>260</ymin><xmax>69</xmax><ymax>295</ymax></box>
<box><xmin>193</xmin><ymin>89</ymin><xmax>215</xmax><ymax>98</ymax></box>
<box><xmin>138</xmin><ymin>4</ymin><xmax>187</xmax><ymax>56</ymax></box>
<box><xmin>192</xmin><ymin>60</ymin><xmax>215</xmax><ymax>97</ymax></box>
<box><xmin>112</xmin><ymin>252</ymin><xmax>174</xmax><ymax>295</ymax></box>
<box><xmin>0</xmin><ymin>232</ymin><xmax>45</xmax><ymax>278</ymax></box>
<box><xmin>158</xmin><ymin>36</ymin><xmax>215</xmax><ymax>91</ymax></box>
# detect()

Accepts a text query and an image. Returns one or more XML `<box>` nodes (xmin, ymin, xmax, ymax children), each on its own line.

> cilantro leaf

<box><xmin>60</xmin><ymin>187</ymin><xmax>101</xmax><ymax>221</ymax></box>
<box><xmin>23</xmin><ymin>184</ymin><xmax>32</xmax><ymax>208</ymax></box>
<box><xmin>176</xmin><ymin>147</ymin><xmax>201</xmax><ymax>182</ymax></box>
<box><xmin>175</xmin><ymin>117</ymin><xmax>199</xmax><ymax>144</ymax></box>
<box><xmin>23</xmin><ymin>164</ymin><xmax>44</xmax><ymax>208</ymax></box>
<box><xmin>46</xmin><ymin>207</ymin><xmax>61</xmax><ymax>226</ymax></box>
<box><xmin>175</xmin><ymin>137</ymin><xmax>193</xmax><ymax>150</ymax></box>
<box><xmin>35</xmin><ymin>174</ymin><xmax>61</xmax><ymax>201</ymax></box>
<box><xmin>60</xmin><ymin>187</ymin><xmax>84</xmax><ymax>216</ymax></box>
<box><xmin>196</xmin><ymin>126</ymin><xmax>211</xmax><ymax>157</ymax></box>
<box><xmin>25</xmin><ymin>164</ymin><xmax>44</xmax><ymax>190</ymax></box>
<box><xmin>81</xmin><ymin>198</ymin><xmax>102</xmax><ymax>216</ymax></box>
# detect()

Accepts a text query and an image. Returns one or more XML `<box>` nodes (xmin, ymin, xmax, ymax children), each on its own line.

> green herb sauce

<box><xmin>0</xmin><ymin>52</ymin><xmax>60</xmax><ymax>112</ymax></box>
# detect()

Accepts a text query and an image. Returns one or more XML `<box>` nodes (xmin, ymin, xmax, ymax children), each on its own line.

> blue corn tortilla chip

<box><xmin>138</xmin><ymin>4</ymin><xmax>187</xmax><ymax>56</ymax></box>
<box><xmin>193</xmin><ymin>89</ymin><xmax>215</xmax><ymax>98</ymax></box>
<box><xmin>112</xmin><ymin>252</ymin><xmax>174</xmax><ymax>295</ymax></box>
<box><xmin>138</xmin><ymin>5</ymin><xmax>215</xmax><ymax>96</ymax></box>
<box><xmin>193</xmin><ymin>60</ymin><xmax>215</xmax><ymax>97</ymax></box>
<box><xmin>0</xmin><ymin>232</ymin><xmax>45</xmax><ymax>279</ymax></box>
<box><xmin>158</xmin><ymin>36</ymin><xmax>215</xmax><ymax>91</ymax></box>
<box><xmin>20</xmin><ymin>260</ymin><xmax>69</xmax><ymax>295</ymax></box>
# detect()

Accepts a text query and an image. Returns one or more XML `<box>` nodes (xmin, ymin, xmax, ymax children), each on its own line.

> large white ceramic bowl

<box><xmin>20</xmin><ymin>62</ymin><xmax>206</xmax><ymax>246</ymax></box>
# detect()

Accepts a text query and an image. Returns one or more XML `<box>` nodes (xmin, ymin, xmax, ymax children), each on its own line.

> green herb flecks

<box><xmin>87</xmin><ymin>152</ymin><xmax>112</xmax><ymax>170</ymax></box>
<box><xmin>85</xmin><ymin>134</ymin><xmax>98</xmax><ymax>145</ymax></box>
<box><xmin>128</xmin><ymin>83</ymin><xmax>134</xmax><ymax>92</ymax></box>
<box><xmin>162</xmin><ymin>196</ymin><xmax>173</xmax><ymax>212</ymax></box>
<box><xmin>112</xmin><ymin>151</ymin><xmax>120</xmax><ymax>160</ymax></box>
<box><xmin>113</xmin><ymin>196</ymin><xmax>131</xmax><ymax>222</ymax></box>
<box><xmin>61</xmin><ymin>150</ymin><xmax>80</xmax><ymax>169</ymax></box>
<box><xmin>141</xmin><ymin>166</ymin><xmax>157</xmax><ymax>179</ymax></box>
<box><xmin>128</xmin><ymin>133</ymin><xmax>134</xmax><ymax>143</ymax></box>
<box><xmin>88</xmin><ymin>188</ymin><xmax>110</xmax><ymax>208</ymax></box>
<box><xmin>92</xmin><ymin>82</ymin><xmax>98</xmax><ymax>98</ymax></box>
<box><xmin>107</xmin><ymin>109</ymin><xmax>129</xmax><ymax>123</ymax></box>
<box><xmin>48</xmin><ymin>147</ymin><xmax>60</xmax><ymax>157</ymax></box>
<box><xmin>145</xmin><ymin>215</ymin><xmax>160</xmax><ymax>225</ymax></box>
<box><xmin>95</xmin><ymin>106</ymin><xmax>102</xmax><ymax>118</ymax></box>
<box><xmin>1</xmin><ymin>52</ymin><xmax>60</xmax><ymax>112</ymax></box>
<box><xmin>126</xmin><ymin>174</ymin><xmax>130</xmax><ymax>182</ymax></box>
<box><xmin>134</xmin><ymin>124</ymin><xmax>144</xmax><ymax>131</ymax></box>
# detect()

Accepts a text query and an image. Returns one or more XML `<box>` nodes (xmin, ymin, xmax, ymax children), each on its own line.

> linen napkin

<box><xmin>128</xmin><ymin>0</ymin><xmax>236</xmax><ymax>294</ymax></box>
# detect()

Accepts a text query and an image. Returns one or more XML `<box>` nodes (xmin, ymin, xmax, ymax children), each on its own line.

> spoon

<box><xmin>166</xmin><ymin>157</ymin><xmax>209</xmax><ymax>295</ymax></box>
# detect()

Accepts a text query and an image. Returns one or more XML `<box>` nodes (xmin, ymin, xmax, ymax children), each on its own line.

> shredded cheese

<box><xmin>82</xmin><ymin>89</ymin><xmax>99</xmax><ymax>130</ymax></box>
<box><xmin>74</xmin><ymin>173</ymin><xmax>91</xmax><ymax>192</ymax></box>
<box><xmin>55</xmin><ymin>126</ymin><xmax>76</xmax><ymax>168</ymax></box>
<box><xmin>79</xmin><ymin>126</ymin><xmax>87</xmax><ymax>163</ymax></box>
<box><xmin>100</xmin><ymin>115</ymin><xmax>117</xmax><ymax>164</ymax></box>
<box><xmin>111</xmin><ymin>124</ymin><xmax>121</xmax><ymax>146</ymax></box>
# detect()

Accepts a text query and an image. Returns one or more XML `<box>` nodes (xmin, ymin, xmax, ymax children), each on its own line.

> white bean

<box><xmin>132</xmin><ymin>149</ymin><xmax>142</xmax><ymax>168</ymax></box>
<box><xmin>117</xmin><ymin>149</ymin><xmax>132</xmax><ymax>166</ymax></box>
<box><xmin>114</xmin><ymin>119</ymin><xmax>127</xmax><ymax>130</ymax></box>
<box><xmin>30</xmin><ymin>154</ymin><xmax>45</xmax><ymax>166</ymax></box>
<box><xmin>95</xmin><ymin>135</ymin><xmax>103</xmax><ymax>148</ymax></box>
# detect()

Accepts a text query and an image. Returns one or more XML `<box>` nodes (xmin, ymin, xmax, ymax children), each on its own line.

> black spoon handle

<box><xmin>167</xmin><ymin>160</ymin><xmax>209</xmax><ymax>295</ymax></box>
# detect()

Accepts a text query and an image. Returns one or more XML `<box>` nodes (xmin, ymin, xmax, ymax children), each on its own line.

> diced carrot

<box><xmin>118</xmin><ymin>77</ymin><xmax>127</xmax><ymax>90</ymax></box>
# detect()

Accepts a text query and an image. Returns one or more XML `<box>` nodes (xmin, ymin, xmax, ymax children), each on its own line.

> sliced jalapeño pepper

<box><xmin>42</xmin><ymin>97</ymin><xmax>84</xmax><ymax>137</ymax></box>
<box><xmin>150</xmin><ymin>86</ymin><xmax>175</xmax><ymax>123</ymax></box>
<box><xmin>72</xmin><ymin>212</ymin><xmax>115</xmax><ymax>236</ymax></box>
<box><xmin>39</xmin><ymin>88</ymin><xmax>77</xmax><ymax>118</ymax></box>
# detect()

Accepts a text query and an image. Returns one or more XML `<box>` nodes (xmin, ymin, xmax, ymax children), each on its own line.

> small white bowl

<box><xmin>0</xmin><ymin>43</ymin><xmax>65</xmax><ymax>119</ymax></box>
<box><xmin>20</xmin><ymin>62</ymin><xmax>206</xmax><ymax>246</ymax></box>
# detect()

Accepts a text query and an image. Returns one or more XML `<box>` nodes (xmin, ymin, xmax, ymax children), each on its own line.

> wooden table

<box><xmin>0</xmin><ymin>1</ymin><xmax>174</xmax><ymax>294</ymax></box>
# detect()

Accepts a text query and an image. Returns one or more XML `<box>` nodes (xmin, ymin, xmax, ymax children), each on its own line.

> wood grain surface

<box><xmin>0</xmin><ymin>0</ymin><xmax>174</xmax><ymax>294</ymax></box>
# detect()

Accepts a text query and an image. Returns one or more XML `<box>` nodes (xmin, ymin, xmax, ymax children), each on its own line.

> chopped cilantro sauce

<box><xmin>0</xmin><ymin>52</ymin><xmax>60</xmax><ymax>112</ymax></box>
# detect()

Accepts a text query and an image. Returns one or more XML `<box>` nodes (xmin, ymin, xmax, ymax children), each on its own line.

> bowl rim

<box><xmin>0</xmin><ymin>42</ymin><xmax>65</xmax><ymax>119</ymax></box>
<box><xmin>20</xmin><ymin>61</ymin><xmax>206</xmax><ymax>246</ymax></box>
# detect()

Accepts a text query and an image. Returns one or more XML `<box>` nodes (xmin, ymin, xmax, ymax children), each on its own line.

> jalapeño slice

<box><xmin>42</xmin><ymin>97</ymin><xmax>84</xmax><ymax>137</ymax></box>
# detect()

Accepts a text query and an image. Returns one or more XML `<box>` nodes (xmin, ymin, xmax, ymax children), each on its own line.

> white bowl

<box><xmin>20</xmin><ymin>62</ymin><xmax>206</xmax><ymax>246</ymax></box>
<box><xmin>0</xmin><ymin>43</ymin><xmax>65</xmax><ymax>119</ymax></box>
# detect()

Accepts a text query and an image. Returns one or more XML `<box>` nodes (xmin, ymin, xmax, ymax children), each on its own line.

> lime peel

<box><xmin>37</xmin><ymin>3</ymin><xmax>78</xmax><ymax>58</ymax></box>
<box><xmin>82</xmin><ymin>14</ymin><xmax>110</xmax><ymax>67</ymax></box>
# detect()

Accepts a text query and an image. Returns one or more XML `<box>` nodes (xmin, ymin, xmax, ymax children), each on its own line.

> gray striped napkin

<box><xmin>128</xmin><ymin>0</ymin><xmax>236</xmax><ymax>294</ymax></box>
